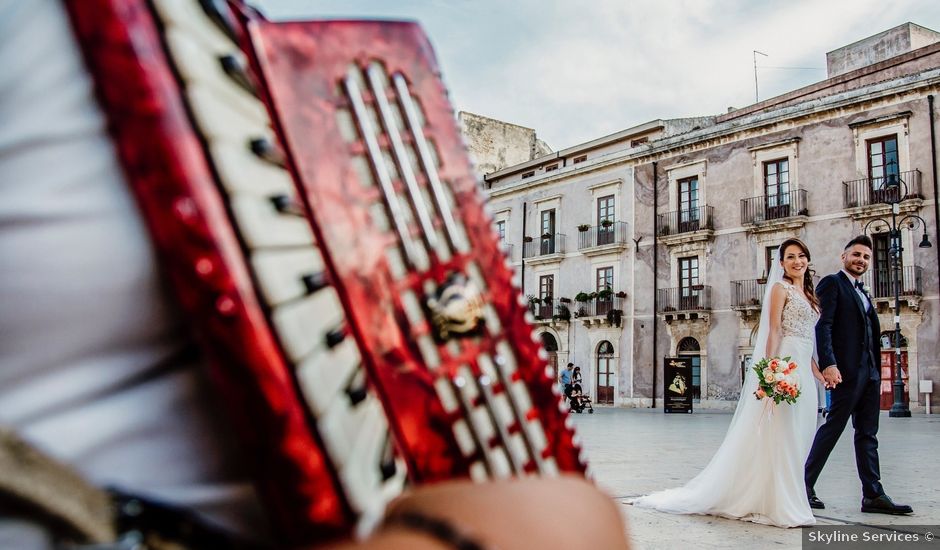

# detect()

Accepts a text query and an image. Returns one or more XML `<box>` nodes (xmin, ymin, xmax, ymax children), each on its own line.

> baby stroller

<box><xmin>566</xmin><ymin>383</ymin><xmax>594</xmax><ymax>414</ymax></box>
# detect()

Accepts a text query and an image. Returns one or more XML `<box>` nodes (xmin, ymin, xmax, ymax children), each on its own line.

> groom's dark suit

<box><xmin>805</xmin><ymin>271</ymin><xmax>884</xmax><ymax>499</ymax></box>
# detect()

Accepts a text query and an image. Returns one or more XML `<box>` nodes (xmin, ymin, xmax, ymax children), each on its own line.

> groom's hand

<box><xmin>822</xmin><ymin>366</ymin><xmax>842</xmax><ymax>388</ymax></box>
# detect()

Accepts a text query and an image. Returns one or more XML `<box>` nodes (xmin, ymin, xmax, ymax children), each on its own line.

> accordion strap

<box><xmin>0</xmin><ymin>428</ymin><xmax>116</xmax><ymax>544</ymax></box>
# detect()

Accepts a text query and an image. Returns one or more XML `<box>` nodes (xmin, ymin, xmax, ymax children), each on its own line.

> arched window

<box><xmin>540</xmin><ymin>332</ymin><xmax>559</xmax><ymax>352</ymax></box>
<box><xmin>540</xmin><ymin>332</ymin><xmax>559</xmax><ymax>379</ymax></box>
<box><xmin>596</xmin><ymin>340</ymin><xmax>615</xmax><ymax>405</ymax></box>
<box><xmin>677</xmin><ymin>337</ymin><xmax>701</xmax><ymax>401</ymax></box>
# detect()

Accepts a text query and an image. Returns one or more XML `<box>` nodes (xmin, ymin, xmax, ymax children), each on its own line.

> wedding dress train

<box><xmin>631</xmin><ymin>282</ymin><xmax>819</xmax><ymax>527</ymax></box>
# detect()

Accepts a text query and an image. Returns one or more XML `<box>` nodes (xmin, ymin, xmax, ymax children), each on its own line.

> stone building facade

<box><xmin>457</xmin><ymin>111</ymin><xmax>552</xmax><ymax>178</ymax></box>
<box><xmin>480</xmin><ymin>24</ymin><xmax>940</xmax><ymax>411</ymax></box>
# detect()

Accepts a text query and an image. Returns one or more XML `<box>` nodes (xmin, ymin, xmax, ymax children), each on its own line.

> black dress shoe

<box><xmin>808</xmin><ymin>495</ymin><xmax>825</xmax><ymax>510</ymax></box>
<box><xmin>861</xmin><ymin>494</ymin><xmax>913</xmax><ymax>515</ymax></box>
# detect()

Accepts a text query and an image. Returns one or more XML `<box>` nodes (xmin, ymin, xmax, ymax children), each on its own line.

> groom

<box><xmin>804</xmin><ymin>235</ymin><xmax>913</xmax><ymax>514</ymax></box>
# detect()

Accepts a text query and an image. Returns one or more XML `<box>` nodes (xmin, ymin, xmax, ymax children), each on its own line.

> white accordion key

<box><xmin>295</xmin><ymin>338</ymin><xmax>360</xmax><ymax>416</ymax></box>
<box><xmin>337</xmin><ymin>398</ymin><xmax>388</xmax><ymax>512</ymax></box>
<box><xmin>152</xmin><ymin>0</ymin><xmax>238</xmax><ymax>55</ymax></box>
<box><xmin>251</xmin><ymin>248</ymin><xmax>325</xmax><ymax>306</ymax></box>
<box><xmin>210</xmin><ymin>141</ymin><xmax>295</xmax><ymax>197</ymax></box>
<box><xmin>271</xmin><ymin>288</ymin><xmax>344</xmax><ymax>362</ymax></box>
<box><xmin>230</xmin><ymin>195</ymin><xmax>315</xmax><ymax>249</ymax></box>
<box><xmin>186</xmin><ymin>85</ymin><xmax>273</xmax><ymax>147</ymax></box>
<box><xmin>163</xmin><ymin>28</ymin><xmax>266</xmax><ymax>123</ymax></box>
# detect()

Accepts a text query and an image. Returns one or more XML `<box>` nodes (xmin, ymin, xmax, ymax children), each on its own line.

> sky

<box><xmin>253</xmin><ymin>0</ymin><xmax>940</xmax><ymax>150</ymax></box>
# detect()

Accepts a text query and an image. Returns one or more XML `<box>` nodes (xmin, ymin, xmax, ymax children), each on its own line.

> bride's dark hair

<box><xmin>778</xmin><ymin>238</ymin><xmax>819</xmax><ymax>312</ymax></box>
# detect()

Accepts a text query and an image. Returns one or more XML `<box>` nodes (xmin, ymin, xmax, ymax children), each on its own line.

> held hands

<box><xmin>821</xmin><ymin>366</ymin><xmax>842</xmax><ymax>389</ymax></box>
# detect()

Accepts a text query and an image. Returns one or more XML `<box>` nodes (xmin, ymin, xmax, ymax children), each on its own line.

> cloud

<box><xmin>256</xmin><ymin>0</ymin><xmax>940</xmax><ymax>148</ymax></box>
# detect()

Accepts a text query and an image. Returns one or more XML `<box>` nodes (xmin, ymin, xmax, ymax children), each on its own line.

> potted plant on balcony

<box><xmin>601</xmin><ymin>219</ymin><xmax>614</xmax><ymax>228</ymax></box>
<box><xmin>540</xmin><ymin>232</ymin><xmax>553</xmax><ymax>239</ymax></box>
<box><xmin>559</xmin><ymin>297</ymin><xmax>571</xmax><ymax>303</ymax></box>
<box><xmin>615</xmin><ymin>291</ymin><xmax>627</xmax><ymax>298</ymax></box>
<box><xmin>606</xmin><ymin>308</ymin><xmax>623</xmax><ymax>328</ymax></box>
<box><xmin>542</xmin><ymin>296</ymin><xmax>553</xmax><ymax>305</ymax></box>
<box><xmin>555</xmin><ymin>305</ymin><xmax>571</xmax><ymax>322</ymax></box>
<box><xmin>756</xmin><ymin>272</ymin><xmax>767</xmax><ymax>285</ymax></box>
<box><xmin>597</xmin><ymin>288</ymin><xmax>613</xmax><ymax>300</ymax></box>
<box><xmin>523</xmin><ymin>236</ymin><xmax>533</xmax><ymax>243</ymax></box>
<box><xmin>691</xmin><ymin>283</ymin><xmax>705</xmax><ymax>291</ymax></box>
<box><xmin>577</xmin><ymin>224</ymin><xmax>590</xmax><ymax>232</ymax></box>
<box><xmin>575</xmin><ymin>292</ymin><xmax>591</xmax><ymax>303</ymax></box>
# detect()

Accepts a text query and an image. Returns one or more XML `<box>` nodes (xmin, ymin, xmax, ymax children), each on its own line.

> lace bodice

<box><xmin>779</xmin><ymin>282</ymin><xmax>818</xmax><ymax>340</ymax></box>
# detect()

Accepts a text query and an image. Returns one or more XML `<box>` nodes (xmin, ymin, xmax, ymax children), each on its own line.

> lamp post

<box><xmin>862</xmin><ymin>165</ymin><xmax>932</xmax><ymax>418</ymax></box>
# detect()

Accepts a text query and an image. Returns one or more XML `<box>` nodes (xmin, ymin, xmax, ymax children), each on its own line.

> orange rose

<box><xmin>770</xmin><ymin>359</ymin><xmax>780</xmax><ymax>371</ymax></box>
<box><xmin>756</xmin><ymin>388</ymin><xmax>767</xmax><ymax>399</ymax></box>
<box><xmin>788</xmin><ymin>362</ymin><xmax>798</xmax><ymax>371</ymax></box>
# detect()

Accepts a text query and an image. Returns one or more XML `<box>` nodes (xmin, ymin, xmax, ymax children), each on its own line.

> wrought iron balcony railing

<box><xmin>657</xmin><ymin>286</ymin><xmax>712</xmax><ymax>313</ymax></box>
<box><xmin>571</xmin><ymin>295</ymin><xmax>624</xmax><ymax>318</ymax></box>
<box><xmin>860</xmin><ymin>266</ymin><xmax>924</xmax><ymax>299</ymax></box>
<box><xmin>527</xmin><ymin>298</ymin><xmax>573</xmax><ymax>321</ymax></box>
<box><xmin>730</xmin><ymin>279</ymin><xmax>766</xmax><ymax>309</ymax></box>
<box><xmin>577</xmin><ymin>221</ymin><xmax>628</xmax><ymax>250</ymax></box>
<box><xmin>523</xmin><ymin>233</ymin><xmax>566</xmax><ymax>259</ymax></box>
<box><xmin>741</xmin><ymin>189</ymin><xmax>808</xmax><ymax>225</ymax></box>
<box><xmin>843</xmin><ymin>169</ymin><xmax>922</xmax><ymax>208</ymax></box>
<box><xmin>657</xmin><ymin>206</ymin><xmax>714</xmax><ymax>236</ymax></box>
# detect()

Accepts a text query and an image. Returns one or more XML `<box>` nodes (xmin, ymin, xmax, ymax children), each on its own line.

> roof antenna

<box><xmin>753</xmin><ymin>50</ymin><xmax>768</xmax><ymax>103</ymax></box>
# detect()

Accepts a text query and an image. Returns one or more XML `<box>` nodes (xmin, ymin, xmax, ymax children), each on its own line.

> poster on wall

<box><xmin>664</xmin><ymin>357</ymin><xmax>693</xmax><ymax>413</ymax></box>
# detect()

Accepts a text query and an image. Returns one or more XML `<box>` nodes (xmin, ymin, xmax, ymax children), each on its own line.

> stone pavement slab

<box><xmin>573</xmin><ymin>408</ymin><xmax>940</xmax><ymax>550</ymax></box>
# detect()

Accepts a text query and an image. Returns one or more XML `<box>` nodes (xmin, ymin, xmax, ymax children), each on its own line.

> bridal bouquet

<box><xmin>753</xmin><ymin>356</ymin><xmax>801</xmax><ymax>404</ymax></box>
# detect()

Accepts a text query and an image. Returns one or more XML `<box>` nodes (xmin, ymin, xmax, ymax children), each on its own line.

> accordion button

<box><xmin>215</xmin><ymin>295</ymin><xmax>238</xmax><ymax>317</ymax></box>
<box><xmin>195</xmin><ymin>257</ymin><xmax>214</xmax><ymax>277</ymax></box>
<box><xmin>172</xmin><ymin>197</ymin><xmax>198</xmax><ymax>222</ymax></box>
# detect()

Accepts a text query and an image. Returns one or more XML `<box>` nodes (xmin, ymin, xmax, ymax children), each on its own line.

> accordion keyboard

<box><xmin>151</xmin><ymin>0</ymin><xmax>406</xmax><ymax>534</ymax></box>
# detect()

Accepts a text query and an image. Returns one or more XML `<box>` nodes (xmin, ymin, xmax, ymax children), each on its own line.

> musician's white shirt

<box><xmin>0</xmin><ymin>1</ymin><xmax>267</xmax><ymax>546</ymax></box>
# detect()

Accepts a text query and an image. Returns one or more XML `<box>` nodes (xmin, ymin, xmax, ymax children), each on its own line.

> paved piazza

<box><xmin>574</xmin><ymin>407</ymin><xmax>940</xmax><ymax>549</ymax></box>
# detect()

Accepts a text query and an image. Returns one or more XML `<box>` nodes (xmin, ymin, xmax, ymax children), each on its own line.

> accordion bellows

<box><xmin>64</xmin><ymin>0</ymin><xmax>584</xmax><ymax>544</ymax></box>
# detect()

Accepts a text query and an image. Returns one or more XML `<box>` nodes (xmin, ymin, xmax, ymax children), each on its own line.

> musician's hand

<box><xmin>326</xmin><ymin>476</ymin><xmax>630</xmax><ymax>549</ymax></box>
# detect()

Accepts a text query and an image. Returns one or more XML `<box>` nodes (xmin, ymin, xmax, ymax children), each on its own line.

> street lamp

<box><xmin>862</xmin><ymin>165</ymin><xmax>932</xmax><ymax>418</ymax></box>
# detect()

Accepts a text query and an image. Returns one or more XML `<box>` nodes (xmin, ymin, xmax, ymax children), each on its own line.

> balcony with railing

<box><xmin>730</xmin><ymin>279</ymin><xmax>766</xmax><ymax>319</ymax></box>
<box><xmin>527</xmin><ymin>298</ymin><xmax>571</xmax><ymax>323</ymax></box>
<box><xmin>843</xmin><ymin>170</ymin><xmax>924</xmax><ymax>219</ymax></box>
<box><xmin>860</xmin><ymin>265</ymin><xmax>925</xmax><ymax>311</ymax></box>
<box><xmin>657</xmin><ymin>286</ymin><xmax>712</xmax><ymax>321</ymax></box>
<box><xmin>741</xmin><ymin>189</ymin><xmax>808</xmax><ymax>232</ymax></box>
<box><xmin>656</xmin><ymin>206</ymin><xmax>714</xmax><ymax>247</ymax></box>
<box><xmin>523</xmin><ymin>233</ymin><xmax>566</xmax><ymax>264</ymax></box>
<box><xmin>571</xmin><ymin>295</ymin><xmax>625</xmax><ymax>327</ymax></box>
<box><xmin>577</xmin><ymin>222</ymin><xmax>628</xmax><ymax>256</ymax></box>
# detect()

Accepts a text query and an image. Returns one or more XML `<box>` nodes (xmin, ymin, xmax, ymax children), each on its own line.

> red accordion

<box><xmin>64</xmin><ymin>0</ymin><xmax>585</xmax><ymax>545</ymax></box>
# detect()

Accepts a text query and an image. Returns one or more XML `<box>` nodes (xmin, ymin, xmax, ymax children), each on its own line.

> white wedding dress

<box><xmin>631</xmin><ymin>274</ymin><xmax>819</xmax><ymax>527</ymax></box>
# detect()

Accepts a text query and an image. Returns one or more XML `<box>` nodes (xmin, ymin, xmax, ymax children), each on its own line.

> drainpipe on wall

<box><xmin>928</xmin><ymin>95</ymin><xmax>940</xmax><ymax>297</ymax></box>
<box><xmin>652</xmin><ymin>162</ymin><xmax>659</xmax><ymax>409</ymax></box>
<box><xmin>520</xmin><ymin>201</ymin><xmax>527</xmax><ymax>297</ymax></box>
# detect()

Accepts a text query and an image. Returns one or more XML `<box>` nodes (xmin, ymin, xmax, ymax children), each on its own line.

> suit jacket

<box><xmin>815</xmin><ymin>272</ymin><xmax>882</xmax><ymax>382</ymax></box>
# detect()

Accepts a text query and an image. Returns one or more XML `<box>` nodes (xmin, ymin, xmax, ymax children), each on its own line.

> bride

<box><xmin>631</xmin><ymin>238</ymin><xmax>826</xmax><ymax>527</ymax></box>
